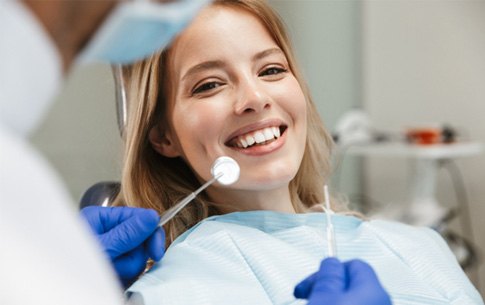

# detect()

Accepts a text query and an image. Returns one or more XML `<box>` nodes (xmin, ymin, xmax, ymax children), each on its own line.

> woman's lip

<box><xmin>225</xmin><ymin>119</ymin><xmax>286</xmax><ymax>144</ymax></box>
<box><xmin>228</xmin><ymin>127</ymin><xmax>287</xmax><ymax>156</ymax></box>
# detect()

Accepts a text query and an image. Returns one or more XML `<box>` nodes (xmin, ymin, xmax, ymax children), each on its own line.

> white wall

<box><xmin>31</xmin><ymin>65</ymin><xmax>122</xmax><ymax>202</ymax></box>
<box><xmin>269</xmin><ymin>0</ymin><xmax>362</xmax><ymax>197</ymax></box>
<box><xmin>269</xmin><ymin>0</ymin><xmax>361</xmax><ymax>129</ymax></box>
<box><xmin>362</xmin><ymin>0</ymin><xmax>485</xmax><ymax>294</ymax></box>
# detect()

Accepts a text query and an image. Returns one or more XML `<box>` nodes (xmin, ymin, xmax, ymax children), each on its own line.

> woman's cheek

<box><xmin>174</xmin><ymin>100</ymin><xmax>227</xmax><ymax>146</ymax></box>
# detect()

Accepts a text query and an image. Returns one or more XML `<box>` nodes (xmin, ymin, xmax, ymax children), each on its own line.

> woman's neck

<box><xmin>208</xmin><ymin>186</ymin><xmax>296</xmax><ymax>214</ymax></box>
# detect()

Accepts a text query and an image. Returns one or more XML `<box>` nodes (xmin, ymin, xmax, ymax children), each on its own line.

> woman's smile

<box><xmin>226</xmin><ymin>126</ymin><xmax>287</xmax><ymax>156</ymax></box>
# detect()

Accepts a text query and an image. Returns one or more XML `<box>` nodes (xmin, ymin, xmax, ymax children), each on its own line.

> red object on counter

<box><xmin>406</xmin><ymin>128</ymin><xmax>441</xmax><ymax>145</ymax></box>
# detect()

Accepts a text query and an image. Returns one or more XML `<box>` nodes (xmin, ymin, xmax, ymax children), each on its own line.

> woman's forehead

<box><xmin>169</xmin><ymin>5</ymin><xmax>276</xmax><ymax>78</ymax></box>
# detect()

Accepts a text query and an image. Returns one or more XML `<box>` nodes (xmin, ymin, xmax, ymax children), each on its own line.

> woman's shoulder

<box><xmin>361</xmin><ymin>218</ymin><xmax>459</xmax><ymax>260</ymax></box>
<box><xmin>362</xmin><ymin>219</ymin><xmax>483</xmax><ymax>304</ymax></box>
<box><xmin>364</xmin><ymin>218</ymin><xmax>446</xmax><ymax>248</ymax></box>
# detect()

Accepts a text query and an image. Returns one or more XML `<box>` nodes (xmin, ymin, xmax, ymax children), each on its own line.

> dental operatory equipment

<box><xmin>113</xmin><ymin>65</ymin><xmax>128</xmax><ymax>137</ymax></box>
<box><xmin>158</xmin><ymin>156</ymin><xmax>240</xmax><ymax>227</ymax></box>
<box><xmin>323</xmin><ymin>185</ymin><xmax>337</xmax><ymax>257</ymax></box>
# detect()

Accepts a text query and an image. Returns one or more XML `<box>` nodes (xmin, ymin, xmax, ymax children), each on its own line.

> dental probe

<box><xmin>158</xmin><ymin>156</ymin><xmax>240</xmax><ymax>227</ymax></box>
<box><xmin>323</xmin><ymin>185</ymin><xmax>337</xmax><ymax>257</ymax></box>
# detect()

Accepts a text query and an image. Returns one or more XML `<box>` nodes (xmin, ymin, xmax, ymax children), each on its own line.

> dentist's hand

<box><xmin>81</xmin><ymin>206</ymin><xmax>165</xmax><ymax>288</ymax></box>
<box><xmin>294</xmin><ymin>257</ymin><xmax>392</xmax><ymax>305</ymax></box>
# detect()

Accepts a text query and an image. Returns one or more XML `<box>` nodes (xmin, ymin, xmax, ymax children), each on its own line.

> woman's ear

<box><xmin>149</xmin><ymin>125</ymin><xmax>180</xmax><ymax>157</ymax></box>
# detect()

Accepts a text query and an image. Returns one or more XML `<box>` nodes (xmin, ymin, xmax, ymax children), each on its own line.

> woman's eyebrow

<box><xmin>252</xmin><ymin>47</ymin><xmax>284</xmax><ymax>61</ymax></box>
<box><xmin>181</xmin><ymin>48</ymin><xmax>283</xmax><ymax>82</ymax></box>
<box><xmin>181</xmin><ymin>60</ymin><xmax>226</xmax><ymax>81</ymax></box>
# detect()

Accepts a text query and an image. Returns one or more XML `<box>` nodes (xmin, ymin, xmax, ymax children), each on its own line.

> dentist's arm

<box><xmin>81</xmin><ymin>206</ymin><xmax>165</xmax><ymax>288</ymax></box>
<box><xmin>294</xmin><ymin>257</ymin><xmax>392</xmax><ymax>305</ymax></box>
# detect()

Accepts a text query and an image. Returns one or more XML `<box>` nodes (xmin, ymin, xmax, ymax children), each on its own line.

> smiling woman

<box><xmin>115</xmin><ymin>0</ymin><xmax>334</xmax><ymax>238</ymax></box>
<box><xmin>114</xmin><ymin>0</ymin><xmax>483</xmax><ymax>304</ymax></box>
<box><xmin>153</xmin><ymin>5</ymin><xmax>310</xmax><ymax>211</ymax></box>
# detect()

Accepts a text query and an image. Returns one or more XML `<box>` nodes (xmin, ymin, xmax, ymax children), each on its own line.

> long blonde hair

<box><xmin>115</xmin><ymin>0</ymin><xmax>340</xmax><ymax>245</ymax></box>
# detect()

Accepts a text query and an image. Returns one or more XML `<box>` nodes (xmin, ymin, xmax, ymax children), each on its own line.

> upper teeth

<box><xmin>234</xmin><ymin>127</ymin><xmax>281</xmax><ymax>148</ymax></box>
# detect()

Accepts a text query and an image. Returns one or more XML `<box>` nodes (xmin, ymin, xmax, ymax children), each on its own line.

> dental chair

<box><xmin>80</xmin><ymin>182</ymin><xmax>120</xmax><ymax>208</ymax></box>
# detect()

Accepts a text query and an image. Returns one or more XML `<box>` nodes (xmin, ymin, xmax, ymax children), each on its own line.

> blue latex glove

<box><xmin>294</xmin><ymin>257</ymin><xmax>392</xmax><ymax>305</ymax></box>
<box><xmin>81</xmin><ymin>206</ymin><xmax>165</xmax><ymax>288</ymax></box>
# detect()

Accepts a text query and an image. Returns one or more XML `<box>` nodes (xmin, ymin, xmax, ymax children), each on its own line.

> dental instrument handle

<box><xmin>323</xmin><ymin>184</ymin><xmax>337</xmax><ymax>257</ymax></box>
<box><xmin>158</xmin><ymin>173</ymin><xmax>223</xmax><ymax>227</ymax></box>
<box><xmin>326</xmin><ymin>224</ymin><xmax>336</xmax><ymax>257</ymax></box>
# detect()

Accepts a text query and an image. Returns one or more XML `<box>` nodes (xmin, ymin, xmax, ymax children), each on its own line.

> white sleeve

<box><xmin>0</xmin><ymin>127</ymin><xmax>124</xmax><ymax>305</ymax></box>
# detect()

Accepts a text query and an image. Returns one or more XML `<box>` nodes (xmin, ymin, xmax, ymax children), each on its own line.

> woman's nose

<box><xmin>234</xmin><ymin>79</ymin><xmax>271</xmax><ymax>115</ymax></box>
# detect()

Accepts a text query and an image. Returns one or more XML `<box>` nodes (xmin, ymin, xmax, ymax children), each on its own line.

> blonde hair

<box><xmin>115</xmin><ymin>0</ymin><xmax>342</xmax><ymax>245</ymax></box>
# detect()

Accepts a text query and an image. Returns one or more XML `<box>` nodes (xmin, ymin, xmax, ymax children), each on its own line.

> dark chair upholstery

<box><xmin>80</xmin><ymin>182</ymin><xmax>121</xmax><ymax>209</ymax></box>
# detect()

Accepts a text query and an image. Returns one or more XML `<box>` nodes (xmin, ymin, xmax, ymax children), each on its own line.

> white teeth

<box><xmin>233</xmin><ymin>126</ymin><xmax>283</xmax><ymax>148</ymax></box>
<box><xmin>240</xmin><ymin>138</ymin><xmax>248</xmax><ymax>148</ymax></box>
<box><xmin>263</xmin><ymin>128</ymin><xmax>274</xmax><ymax>141</ymax></box>
<box><xmin>246</xmin><ymin>135</ymin><xmax>255</xmax><ymax>146</ymax></box>
<box><xmin>254</xmin><ymin>131</ymin><xmax>266</xmax><ymax>143</ymax></box>
<box><xmin>272</xmin><ymin>126</ymin><xmax>280</xmax><ymax>137</ymax></box>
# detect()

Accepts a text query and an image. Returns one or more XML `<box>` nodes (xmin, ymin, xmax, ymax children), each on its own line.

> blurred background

<box><xmin>31</xmin><ymin>0</ymin><xmax>485</xmax><ymax>295</ymax></box>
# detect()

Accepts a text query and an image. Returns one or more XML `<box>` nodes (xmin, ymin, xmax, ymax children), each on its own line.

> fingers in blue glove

<box><xmin>311</xmin><ymin>257</ymin><xmax>346</xmax><ymax>294</ymax></box>
<box><xmin>81</xmin><ymin>206</ymin><xmax>150</xmax><ymax>233</ymax></box>
<box><xmin>294</xmin><ymin>257</ymin><xmax>345</xmax><ymax>299</ymax></box>
<box><xmin>81</xmin><ymin>206</ymin><xmax>167</xmax><ymax>288</ymax></box>
<box><xmin>294</xmin><ymin>272</ymin><xmax>317</xmax><ymax>299</ymax></box>
<box><xmin>113</xmin><ymin>246</ymin><xmax>149</xmax><ymax>288</ymax></box>
<box><xmin>346</xmin><ymin>259</ymin><xmax>380</xmax><ymax>287</ymax></box>
<box><xmin>345</xmin><ymin>260</ymin><xmax>392</xmax><ymax>305</ymax></box>
<box><xmin>145</xmin><ymin>227</ymin><xmax>165</xmax><ymax>261</ymax></box>
<box><xmin>294</xmin><ymin>258</ymin><xmax>392</xmax><ymax>304</ymax></box>
<box><xmin>98</xmin><ymin>207</ymin><xmax>162</xmax><ymax>259</ymax></box>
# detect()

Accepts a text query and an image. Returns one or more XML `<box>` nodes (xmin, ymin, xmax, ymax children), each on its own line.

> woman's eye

<box><xmin>259</xmin><ymin>67</ymin><xmax>287</xmax><ymax>77</ymax></box>
<box><xmin>192</xmin><ymin>82</ymin><xmax>221</xmax><ymax>94</ymax></box>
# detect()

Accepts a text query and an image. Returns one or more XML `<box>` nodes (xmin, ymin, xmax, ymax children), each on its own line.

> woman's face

<box><xmin>156</xmin><ymin>5</ymin><xmax>307</xmax><ymax>206</ymax></box>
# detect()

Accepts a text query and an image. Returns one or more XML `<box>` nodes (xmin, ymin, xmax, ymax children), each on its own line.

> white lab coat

<box><xmin>0</xmin><ymin>1</ymin><xmax>123</xmax><ymax>304</ymax></box>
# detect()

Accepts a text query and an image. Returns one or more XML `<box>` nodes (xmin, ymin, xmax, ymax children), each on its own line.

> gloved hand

<box><xmin>80</xmin><ymin>206</ymin><xmax>165</xmax><ymax>288</ymax></box>
<box><xmin>294</xmin><ymin>257</ymin><xmax>392</xmax><ymax>305</ymax></box>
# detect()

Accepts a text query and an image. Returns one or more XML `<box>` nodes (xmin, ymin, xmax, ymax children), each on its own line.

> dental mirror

<box><xmin>158</xmin><ymin>156</ymin><xmax>240</xmax><ymax>227</ymax></box>
<box><xmin>211</xmin><ymin>156</ymin><xmax>240</xmax><ymax>185</ymax></box>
